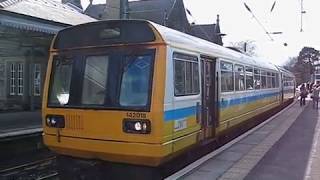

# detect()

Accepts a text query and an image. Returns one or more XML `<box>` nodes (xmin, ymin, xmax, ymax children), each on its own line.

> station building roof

<box><xmin>0</xmin><ymin>0</ymin><xmax>96</xmax><ymax>34</ymax></box>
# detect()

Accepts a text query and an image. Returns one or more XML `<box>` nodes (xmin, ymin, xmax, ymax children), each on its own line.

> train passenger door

<box><xmin>201</xmin><ymin>56</ymin><xmax>217</xmax><ymax>139</ymax></box>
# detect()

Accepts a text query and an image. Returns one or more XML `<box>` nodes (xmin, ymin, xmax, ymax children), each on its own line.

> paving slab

<box><xmin>227</xmin><ymin>144</ymin><xmax>254</xmax><ymax>153</ymax></box>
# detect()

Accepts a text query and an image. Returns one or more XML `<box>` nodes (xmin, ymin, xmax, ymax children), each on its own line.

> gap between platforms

<box><xmin>166</xmin><ymin>100</ymin><xmax>301</xmax><ymax>180</ymax></box>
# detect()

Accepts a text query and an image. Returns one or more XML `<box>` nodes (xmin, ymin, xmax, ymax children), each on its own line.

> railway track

<box><xmin>36</xmin><ymin>172</ymin><xmax>58</xmax><ymax>180</ymax></box>
<box><xmin>0</xmin><ymin>156</ymin><xmax>58</xmax><ymax>180</ymax></box>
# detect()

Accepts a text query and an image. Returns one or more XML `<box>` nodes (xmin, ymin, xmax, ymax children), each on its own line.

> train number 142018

<box><xmin>126</xmin><ymin>112</ymin><xmax>147</xmax><ymax>119</ymax></box>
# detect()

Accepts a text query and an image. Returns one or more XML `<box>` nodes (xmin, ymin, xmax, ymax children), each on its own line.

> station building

<box><xmin>0</xmin><ymin>0</ymin><xmax>95</xmax><ymax>111</ymax></box>
<box><xmin>85</xmin><ymin>0</ymin><xmax>224</xmax><ymax>45</ymax></box>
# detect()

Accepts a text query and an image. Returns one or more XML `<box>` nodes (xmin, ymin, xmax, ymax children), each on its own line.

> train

<box><xmin>42</xmin><ymin>20</ymin><xmax>295</xmax><ymax>167</ymax></box>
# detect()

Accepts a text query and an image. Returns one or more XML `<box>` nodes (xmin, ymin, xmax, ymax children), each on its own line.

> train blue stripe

<box><xmin>164</xmin><ymin>92</ymin><xmax>280</xmax><ymax>121</ymax></box>
<box><xmin>164</xmin><ymin>106</ymin><xmax>196</xmax><ymax>121</ymax></box>
<box><xmin>219</xmin><ymin>92</ymin><xmax>279</xmax><ymax>109</ymax></box>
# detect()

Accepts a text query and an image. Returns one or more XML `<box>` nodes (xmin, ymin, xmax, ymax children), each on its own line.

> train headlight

<box><xmin>123</xmin><ymin>119</ymin><xmax>151</xmax><ymax>134</ymax></box>
<box><xmin>51</xmin><ymin>118</ymin><xmax>57</xmax><ymax>125</ymax></box>
<box><xmin>46</xmin><ymin>117</ymin><xmax>51</xmax><ymax>125</ymax></box>
<box><xmin>134</xmin><ymin>122</ymin><xmax>142</xmax><ymax>131</ymax></box>
<box><xmin>45</xmin><ymin>115</ymin><xmax>65</xmax><ymax>128</ymax></box>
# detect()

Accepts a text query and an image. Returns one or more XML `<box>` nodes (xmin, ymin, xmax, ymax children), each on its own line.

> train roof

<box><xmin>53</xmin><ymin>19</ymin><xmax>280</xmax><ymax>72</ymax></box>
<box><xmin>149</xmin><ymin>21</ymin><xmax>278</xmax><ymax>71</ymax></box>
<box><xmin>276</xmin><ymin>66</ymin><xmax>295</xmax><ymax>77</ymax></box>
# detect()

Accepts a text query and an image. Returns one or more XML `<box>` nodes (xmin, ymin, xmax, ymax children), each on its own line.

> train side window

<box><xmin>185</xmin><ymin>62</ymin><xmax>193</xmax><ymax>94</ymax></box>
<box><xmin>275</xmin><ymin>73</ymin><xmax>279</xmax><ymax>87</ymax></box>
<box><xmin>220</xmin><ymin>61</ymin><xmax>234</xmax><ymax>92</ymax></box>
<box><xmin>254</xmin><ymin>68</ymin><xmax>261</xmax><ymax>89</ymax></box>
<box><xmin>193</xmin><ymin>63</ymin><xmax>200</xmax><ymax>93</ymax></box>
<box><xmin>235</xmin><ymin>64</ymin><xmax>245</xmax><ymax>91</ymax></box>
<box><xmin>283</xmin><ymin>76</ymin><xmax>287</xmax><ymax>87</ymax></box>
<box><xmin>174</xmin><ymin>60</ymin><xmax>185</xmax><ymax>95</ymax></box>
<box><xmin>267</xmin><ymin>72</ymin><xmax>272</xmax><ymax>88</ymax></box>
<box><xmin>271</xmin><ymin>73</ymin><xmax>276</xmax><ymax>88</ymax></box>
<box><xmin>246</xmin><ymin>66</ymin><xmax>254</xmax><ymax>90</ymax></box>
<box><xmin>174</xmin><ymin>53</ymin><xmax>199</xmax><ymax>96</ymax></box>
<box><xmin>261</xmin><ymin>70</ymin><xmax>267</xmax><ymax>89</ymax></box>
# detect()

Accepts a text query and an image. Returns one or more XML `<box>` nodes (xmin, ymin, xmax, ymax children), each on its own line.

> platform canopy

<box><xmin>0</xmin><ymin>0</ymin><xmax>96</xmax><ymax>34</ymax></box>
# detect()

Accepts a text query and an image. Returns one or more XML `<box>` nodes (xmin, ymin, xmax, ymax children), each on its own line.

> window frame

<box><xmin>9</xmin><ymin>63</ymin><xmax>16</xmax><ymax>95</ymax></box>
<box><xmin>254</xmin><ymin>68</ymin><xmax>261</xmax><ymax>90</ymax></box>
<box><xmin>48</xmin><ymin>48</ymin><xmax>155</xmax><ymax>112</ymax></box>
<box><xmin>234</xmin><ymin>64</ymin><xmax>245</xmax><ymax>91</ymax></box>
<box><xmin>119</xmin><ymin>53</ymin><xmax>154</xmax><ymax>107</ymax></box>
<box><xmin>17</xmin><ymin>63</ymin><xmax>24</xmax><ymax>96</ymax></box>
<box><xmin>245</xmin><ymin>66</ymin><xmax>254</xmax><ymax>90</ymax></box>
<box><xmin>173</xmin><ymin>52</ymin><xmax>200</xmax><ymax>97</ymax></box>
<box><xmin>220</xmin><ymin>60</ymin><xmax>234</xmax><ymax>92</ymax></box>
<box><xmin>34</xmin><ymin>64</ymin><xmax>41</xmax><ymax>96</ymax></box>
<box><xmin>81</xmin><ymin>55</ymin><xmax>110</xmax><ymax>105</ymax></box>
<box><xmin>261</xmin><ymin>70</ymin><xmax>267</xmax><ymax>89</ymax></box>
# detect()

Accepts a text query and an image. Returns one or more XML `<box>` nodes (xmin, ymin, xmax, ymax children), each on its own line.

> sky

<box><xmin>75</xmin><ymin>0</ymin><xmax>320</xmax><ymax>65</ymax></box>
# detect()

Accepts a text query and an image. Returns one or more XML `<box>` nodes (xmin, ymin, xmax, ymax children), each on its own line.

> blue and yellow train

<box><xmin>42</xmin><ymin>20</ymin><xmax>295</xmax><ymax>167</ymax></box>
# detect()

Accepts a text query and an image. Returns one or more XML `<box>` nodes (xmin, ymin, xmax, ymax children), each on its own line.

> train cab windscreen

<box><xmin>48</xmin><ymin>49</ymin><xmax>155</xmax><ymax>111</ymax></box>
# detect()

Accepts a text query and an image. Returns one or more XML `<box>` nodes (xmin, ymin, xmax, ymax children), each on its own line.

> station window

<box><xmin>9</xmin><ymin>63</ymin><xmax>24</xmax><ymax>96</ymax></box>
<box><xmin>235</xmin><ymin>64</ymin><xmax>245</xmax><ymax>91</ymax></box>
<box><xmin>10</xmin><ymin>64</ymin><xmax>16</xmax><ymax>95</ymax></box>
<box><xmin>220</xmin><ymin>61</ymin><xmax>234</xmax><ymax>92</ymax></box>
<box><xmin>254</xmin><ymin>68</ymin><xmax>261</xmax><ymax>89</ymax></box>
<box><xmin>246</xmin><ymin>66</ymin><xmax>254</xmax><ymax>90</ymax></box>
<box><xmin>34</xmin><ymin>64</ymin><xmax>41</xmax><ymax>96</ymax></box>
<box><xmin>174</xmin><ymin>53</ymin><xmax>199</xmax><ymax>96</ymax></box>
<box><xmin>17</xmin><ymin>63</ymin><xmax>24</xmax><ymax>95</ymax></box>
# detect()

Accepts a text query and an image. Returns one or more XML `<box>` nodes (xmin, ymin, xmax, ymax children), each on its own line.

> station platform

<box><xmin>0</xmin><ymin>111</ymin><xmax>42</xmax><ymax>139</ymax></box>
<box><xmin>169</xmin><ymin>99</ymin><xmax>320</xmax><ymax>180</ymax></box>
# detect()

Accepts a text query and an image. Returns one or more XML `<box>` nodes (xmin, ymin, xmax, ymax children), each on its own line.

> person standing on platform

<box><xmin>312</xmin><ymin>85</ymin><xmax>320</xmax><ymax>109</ymax></box>
<box><xmin>300</xmin><ymin>84</ymin><xmax>307</xmax><ymax>106</ymax></box>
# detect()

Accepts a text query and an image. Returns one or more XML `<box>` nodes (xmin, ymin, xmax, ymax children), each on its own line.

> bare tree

<box><xmin>229</xmin><ymin>40</ymin><xmax>257</xmax><ymax>56</ymax></box>
<box><xmin>283</xmin><ymin>57</ymin><xmax>298</xmax><ymax>71</ymax></box>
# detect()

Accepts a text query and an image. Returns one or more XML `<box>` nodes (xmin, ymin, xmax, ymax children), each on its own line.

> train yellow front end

<box><xmin>42</xmin><ymin>20</ymin><xmax>178</xmax><ymax>166</ymax></box>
